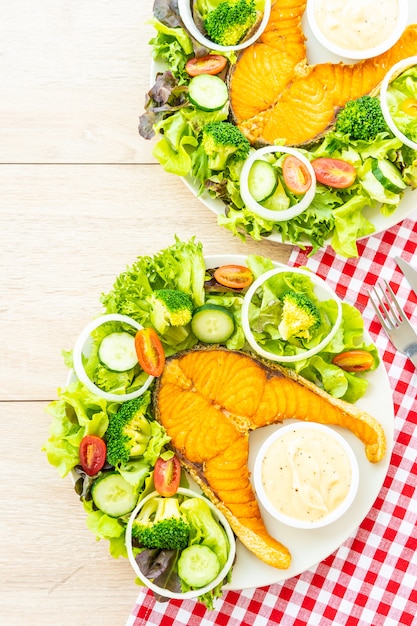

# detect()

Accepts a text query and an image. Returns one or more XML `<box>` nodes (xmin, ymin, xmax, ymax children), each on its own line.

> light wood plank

<box><xmin>0</xmin><ymin>1</ymin><xmax>156</xmax><ymax>163</ymax></box>
<box><xmin>0</xmin><ymin>164</ymin><xmax>292</xmax><ymax>401</ymax></box>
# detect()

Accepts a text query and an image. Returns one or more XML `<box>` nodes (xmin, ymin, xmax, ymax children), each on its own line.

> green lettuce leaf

<box><xmin>43</xmin><ymin>382</ymin><xmax>112</xmax><ymax>477</ymax></box>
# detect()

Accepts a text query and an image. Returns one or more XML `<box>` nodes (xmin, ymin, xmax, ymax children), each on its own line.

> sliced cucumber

<box><xmin>371</xmin><ymin>158</ymin><xmax>406</xmax><ymax>194</ymax></box>
<box><xmin>248</xmin><ymin>159</ymin><xmax>278</xmax><ymax>202</ymax></box>
<box><xmin>91</xmin><ymin>472</ymin><xmax>137</xmax><ymax>517</ymax></box>
<box><xmin>177</xmin><ymin>544</ymin><xmax>221</xmax><ymax>588</ymax></box>
<box><xmin>188</xmin><ymin>74</ymin><xmax>228</xmax><ymax>111</ymax></box>
<box><xmin>98</xmin><ymin>332</ymin><xmax>138</xmax><ymax>372</ymax></box>
<box><xmin>191</xmin><ymin>304</ymin><xmax>234</xmax><ymax>344</ymax></box>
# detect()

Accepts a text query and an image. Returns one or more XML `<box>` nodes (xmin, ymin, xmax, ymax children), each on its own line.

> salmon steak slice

<box><xmin>154</xmin><ymin>348</ymin><xmax>386</xmax><ymax>569</ymax></box>
<box><xmin>228</xmin><ymin>0</ymin><xmax>307</xmax><ymax>123</ymax></box>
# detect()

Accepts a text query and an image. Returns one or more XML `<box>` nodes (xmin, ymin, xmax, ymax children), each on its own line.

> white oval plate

<box><xmin>69</xmin><ymin>254</ymin><xmax>394</xmax><ymax>590</ymax></box>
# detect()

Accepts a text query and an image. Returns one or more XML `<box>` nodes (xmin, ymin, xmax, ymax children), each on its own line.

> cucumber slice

<box><xmin>91</xmin><ymin>472</ymin><xmax>137</xmax><ymax>517</ymax></box>
<box><xmin>188</xmin><ymin>74</ymin><xmax>228</xmax><ymax>111</ymax></box>
<box><xmin>98</xmin><ymin>332</ymin><xmax>138</xmax><ymax>372</ymax></box>
<box><xmin>248</xmin><ymin>159</ymin><xmax>278</xmax><ymax>202</ymax></box>
<box><xmin>191</xmin><ymin>304</ymin><xmax>234</xmax><ymax>344</ymax></box>
<box><xmin>371</xmin><ymin>158</ymin><xmax>406</xmax><ymax>194</ymax></box>
<box><xmin>177</xmin><ymin>544</ymin><xmax>220</xmax><ymax>588</ymax></box>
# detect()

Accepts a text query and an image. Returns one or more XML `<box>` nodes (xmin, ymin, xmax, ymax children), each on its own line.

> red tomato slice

<box><xmin>185</xmin><ymin>54</ymin><xmax>227</xmax><ymax>76</ymax></box>
<box><xmin>332</xmin><ymin>350</ymin><xmax>374</xmax><ymax>372</ymax></box>
<box><xmin>154</xmin><ymin>455</ymin><xmax>181</xmax><ymax>497</ymax></box>
<box><xmin>311</xmin><ymin>157</ymin><xmax>356</xmax><ymax>188</ymax></box>
<box><xmin>213</xmin><ymin>265</ymin><xmax>253</xmax><ymax>289</ymax></box>
<box><xmin>134</xmin><ymin>328</ymin><xmax>165</xmax><ymax>377</ymax></box>
<box><xmin>282</xmin><ymin>155</ymin><xmax>312</xmax><ymax>194</ymax></box>
<box><xmin>79</xmin><ymin>435</ymin><xmax>107</xmax><ymax>476</ymax></box>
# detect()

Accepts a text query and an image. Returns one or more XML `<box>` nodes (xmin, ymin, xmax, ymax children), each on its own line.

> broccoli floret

<box><xmin>106</xmin><ymin>396</ymin><xmax>152</xmax><ymax>466</ymax></box>
<box><xmin>148</xmin><ymin>289</ymin><xmax>194</xmax><ymax>334</ymax></box>
<box><xmin>203</xmin><ymin>0</ymin><xmax>257</xmax><ymax>47</ymax></box>
<box><xmin>132</xmin><ymin>496</ymin><xmax>190</xmax><ymax>550</ymax></box>
<box><xmin>201</xmin><ymin>121</ymin><xmax>250</xmax><ymax>170</ymax></box>
<box><xmin>335</xmin><ymin>95</ymin><xmax>388</xmax><ymax>141</ymax></box>
<box><xmin>180</xmin><ymin>497</ymin><xmax>229</xmax><ymax>568</ymax></box>
<box><xmin>278</xmin><ymin>291</ymin><xmax>321</xmax><ymax>341</ymax></box>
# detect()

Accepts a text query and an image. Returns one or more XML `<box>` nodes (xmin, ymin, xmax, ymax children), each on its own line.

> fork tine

<box><xmin>368</xmin><ymin>288</ymin><xmax>390</xmax><ymax>332</ymax></box>
<box><xmin>373</xmin><ymin>280</ymin><xmax>405</xmax><ymax>326</ymax></box>
<box><xmin>374</xmin><ymin>281</ymin><xmax>400</xmax><ymax>327</ymax></box>
<box><xmin>382</xmin><ymin>281</ymin><xmax>405</xmax><ymax>323</ymax></box>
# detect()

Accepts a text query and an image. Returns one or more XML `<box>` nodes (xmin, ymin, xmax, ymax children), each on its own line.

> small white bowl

<box><xmin>380</xmin><ymin>55</ymin><xmax>417</xmax><ymax>151</ymax></box>
<box><xmin>241</xmin><ymin>266</ymin><xmax>343</xmax><ymax>363</ymax></box>
<box><xmin>239</xmin><ymin>146</ymin><xmax>316</xmax><ymax>222</ymax></box>
<box><xmin>72</xmin><ymin>313</ymin><xmax>154</xmax><ymax>403</ymax></box>
<box><xmin>306</xmin><ymin>0</ymin><xmax>408</xmax><ymax>61</ymax></box>
<box><xmin>125</xmin><ymin>488</ymin><xmax>236</xmax><ymax>600</ymax></box>
<box><xmin>253</xmin><ymin>422</ymin><xmax>360</xmax><ymax>529</ymax></box>
<box><xmin>178</xmin><ymin>0</ymin><xmax>271</xmax><ymax>53</ymax></box>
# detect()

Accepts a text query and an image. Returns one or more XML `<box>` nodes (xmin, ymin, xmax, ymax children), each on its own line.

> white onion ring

<box><xmin>379</xmin><ymin>55</ymin><xmax>417</xmax><ymax>151</ymax></box>
<box><xmin>239</xmin><ymin>146</ymin><xmax>317</xmax><ymax>222</ymax></box>
<box><xmin>241</xmin><ymin>266</ymin><xmax>343</xmax><ymax>363</ymax></box>
<box><xmin>178</xmin><ymin>0</ymin><xmax>271</xmax><ymax>53</ymax></box>
<box><xmin>72</xmin><ymin>313</ymin><xmax>154</xmax><ymax>402</ymax></box>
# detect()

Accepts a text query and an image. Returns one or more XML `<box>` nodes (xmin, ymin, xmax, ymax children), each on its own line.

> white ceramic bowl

<box><xmin>241</xmin><ymin>266</ymin><xmax>343</xmax><ymax>363</ymax></box>
<box><xmin>253</xmin><ymin>422</ymin><xmax>360</xmax><ymax>530</ymax></box>
<box><xmin>72</xmin><ymin>313</ymin><xmax>154</xmax><ymax>403</ymax></box>
<box><xmin>178</xmin><ymin>0</ymin><xmax>271</xmax><ymax>53</ymax></box>
<box><xmin>239</xmin><ymin>146</ymin><xmax>316</xmax><ymax>222</ymax></box>
<box><xmin>125</xmin><ymin>488</ymin><xmax>236</xmax><ymax>600</ymax></box>
<box><xmin>380</xmin><ymin>55</ymin><xmax>417</xmax><ymax>150</ymax></box>
<box><xmin>306</xmin><ymin>0</ymin><xmax>408</xmax><ymax>61</ymax></box>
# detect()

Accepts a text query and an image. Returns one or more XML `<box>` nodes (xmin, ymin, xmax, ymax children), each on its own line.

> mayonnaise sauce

<box><xmin>314</xmin><ymin>0</ymin><xmax>399</xmax><ymax>52</ymax></box>
<box><xmin>261</xmin><ymin>427</ymin><xmax>352</xmax><ymax>523</ymax></box>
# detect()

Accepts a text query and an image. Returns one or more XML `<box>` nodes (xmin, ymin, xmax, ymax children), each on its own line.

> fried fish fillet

<box><xmin>154</xmin><ymin>348</ymin><xmax>386</xmax><ymax>569</ymax></box>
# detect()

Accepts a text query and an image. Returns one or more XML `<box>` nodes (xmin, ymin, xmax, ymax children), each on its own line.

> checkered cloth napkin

<box><xmin>126</xmin><ymin>218</ymin><xmax>417</xmax><ymax>626</ymax></box>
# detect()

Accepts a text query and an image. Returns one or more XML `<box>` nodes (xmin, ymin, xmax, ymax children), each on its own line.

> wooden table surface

<box><xmin>0</xmin><ymin>3</ymin><xmax>292</xmax><ymax>625</ymax></box>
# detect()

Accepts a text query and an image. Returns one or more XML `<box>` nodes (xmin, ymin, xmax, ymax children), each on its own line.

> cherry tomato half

<box><xmin>79</xmin><ymin>435</ymin><xmax>107</xmax><ymax>476</ymax></box>
<box><xmin>400</xmin><ymin>97</ymin><xmax>417</xmax><ymax>117</ymax></box>
<box><xmin>134</xmin><ymin>328</ymin><xmax>165</xmax><ymax>377</ymax></box>
<box><xmin>154</xmin><ymin>454</ymin><xmax>181</xmax><ymax>497</ymax></box>
<box><xmin>185</xmin><ymin>54</ymin><xmax>227</xmax><ymax>77</ymax></box>
<box><xmin>332</xmin><ymin>350</ymin><xmax>374</xmax><ymax>372</ymax></box>
<box><xmin>282</xmin><ymin>155</ymin><xmax>312</xmax><ymax>194</ymax></box>
<box><xmin>213</xmin><ymin>264</ymin><xmax>254</xmax><ymax>289</ymax></box>
<box><xmin>311</xmin><ymin>157</ymin><xmax>356</xmax><ymax>189</ymax></box>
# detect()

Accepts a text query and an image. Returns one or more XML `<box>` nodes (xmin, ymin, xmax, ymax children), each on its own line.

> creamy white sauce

<box><xmin>314</xmin><ymin>0</ymin><xmax>399</xmax><ymax>52</ymax></box>
<box><xmin>261</xmin><ymin>427</ymin><xmax>352</xmax><ymax>522</ymax></box>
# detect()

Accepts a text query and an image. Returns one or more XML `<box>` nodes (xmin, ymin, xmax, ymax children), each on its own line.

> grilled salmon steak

<box><xmin>228</xmin><ymin>0</ymin><xmax>417</xmax><ymax>146</ymax></box>
<box><xmin>154</xmin><ymin>348</ymin><xmax>386</xmax><ymax>569</ymax></box>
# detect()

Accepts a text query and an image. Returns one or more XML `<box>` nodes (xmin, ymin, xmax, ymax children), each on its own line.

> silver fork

<box><xmin>368</xmin><ymin>281</ymin><xmax>417</xmax><ymax>369</ymax></box>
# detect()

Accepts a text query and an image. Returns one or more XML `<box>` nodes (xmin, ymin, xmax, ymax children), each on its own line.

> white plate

<box><xmin>204</xmin><ymin>255</ymin><xmax>394</xmax><ymax>590</ymax></box>
<box><xmin>158</xmin><ymin>1</ymin><xmax>417</xmax><ymax>246</ymax></box>
<box><xmin>68</xmin><ymin>254</ymin><xmax>394</xmax><ymax>591</ymax></box>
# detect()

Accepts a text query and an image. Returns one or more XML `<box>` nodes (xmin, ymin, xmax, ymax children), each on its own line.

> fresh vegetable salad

<box><xmin>140</xmin><ymin>1</ymin><xmax>417</xmax><ymax>257</ymax></box>
<box><xmin>43</xmin><ymin>237</ymin><xmax>379</xmax><ymax>607</ymax></box>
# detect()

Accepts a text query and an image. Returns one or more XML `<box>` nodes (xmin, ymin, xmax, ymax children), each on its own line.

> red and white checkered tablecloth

<box><xmin>126</xmin><ymin>218</ymin><xmax>417</xmax><ymax>626</ymax></box>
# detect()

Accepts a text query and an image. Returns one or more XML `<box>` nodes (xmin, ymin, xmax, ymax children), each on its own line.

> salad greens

<box><xmin>140</xmin><ymin>0</ymin><xmax>417</xmax><ymax>257</ymax></box>
<box><xmin>44</xmin><ymin>237</ymin><xmax>379</xmax><ymax>605</ymax></box>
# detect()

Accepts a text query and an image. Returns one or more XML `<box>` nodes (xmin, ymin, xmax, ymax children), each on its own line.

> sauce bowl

<box><xmin>306</xmin><ymin>0</ymin><xmax>409</xmax><ymax>61</ymax></box>
<box><xmin>253</xmin><ymin>422</ymin><xmax>360</xmax><ymax>530</ymax></box>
